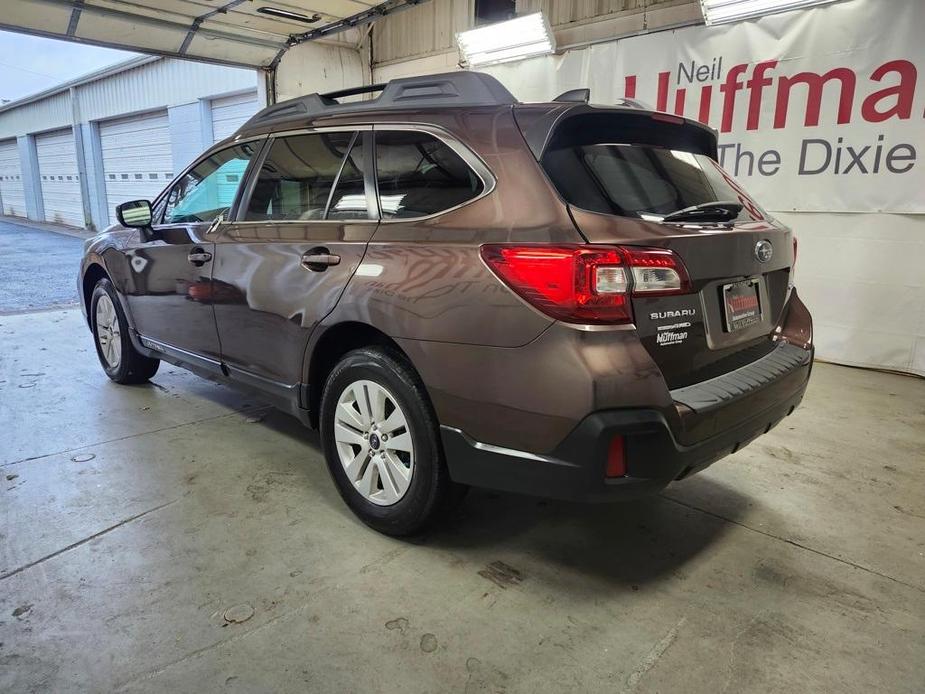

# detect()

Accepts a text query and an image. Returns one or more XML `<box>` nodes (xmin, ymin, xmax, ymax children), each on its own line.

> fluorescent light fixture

<box><xmin>701</xmin><ymin>0</ymin><xmax>840</xmax><ymax>25</ymax></box>
<box><xmin>457</xmin><ymin>13</ymin><xmax>555</xmax><ymax>67</ymax></box>
<box><xmin>257</xmin><ymin>7</ymin><xmax>321</xmax><ymax>24</ymax></box>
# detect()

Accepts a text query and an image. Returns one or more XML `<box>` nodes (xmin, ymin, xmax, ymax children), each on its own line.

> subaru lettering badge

<box><xmin>755</xmin><ymin>240</ymin><xmax>773</xmax><ymax>263</ymax></box>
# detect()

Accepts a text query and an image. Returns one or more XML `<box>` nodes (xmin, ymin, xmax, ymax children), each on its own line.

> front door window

<box><xmin>159</xmin><ymin>143</ymin><xmax>256</xmax><ymax>224</ymax></box>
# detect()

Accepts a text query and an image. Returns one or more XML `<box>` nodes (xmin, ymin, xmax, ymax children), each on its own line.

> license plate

<box><xmin>723</xmin><ymin>278</ymin><xmax>761</xmax><ymax>332</ymax></box>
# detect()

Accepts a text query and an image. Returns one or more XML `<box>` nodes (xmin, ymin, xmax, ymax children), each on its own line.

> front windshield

<box><xmin>542</xmin><ymin>143</ymin><xmax>768</xmax><ymax>223</ymax></box>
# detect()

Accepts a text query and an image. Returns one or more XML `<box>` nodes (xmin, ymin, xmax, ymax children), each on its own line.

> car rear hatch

<box><xmin>520</xmin><ymin>104</ymin><xmax>795</xmax><ymax>389</ymax></box>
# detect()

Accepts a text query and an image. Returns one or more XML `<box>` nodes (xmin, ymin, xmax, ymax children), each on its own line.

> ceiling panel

<box><xmin>0</xmin><ymin>0</ymin><xmax>406</xmax><ymax>68</ymax></box>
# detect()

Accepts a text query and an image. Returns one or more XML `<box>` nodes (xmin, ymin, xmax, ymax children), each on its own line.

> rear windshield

<box><xmin>542</xmin><ymin>141</ymin><xmax>767</xmax><ymax>223</ymax></box>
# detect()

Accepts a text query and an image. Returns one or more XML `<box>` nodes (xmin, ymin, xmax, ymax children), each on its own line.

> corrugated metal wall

<box><xmin>0</xmin><ymin>92</ymin><xmax>72</xmax><ymax>141</ymax></box>
<box><xmin>371</xmin><ymin>0</ymin><xmax>691</xmax><ymax>66</ymax></box>
<box><xmin>275</xmin><ymin>40</ymin><xmax>367</xmax><ymax>102</ymax></box>
<box><xmin>0</xmin><ymin>58</ymin><xmax>257</xmax><ymax>140</ymax></box>
<box><xmin>0</xmin><ymin>56</ymin><xmax>261</xmax><ymax>229</ymax></box>
<box><xmin>517</xmin><ymin>0</ymin><xmax>681</xmax><ymax>25</ymax></box>
<box><xmin>373</xmin><ymin>0</ymin><xmax>471</xmax><ymax>64</ymax></box>
<box><xmin>77</xmin><ymin>58</ymin><xmax>257</xmax><ymax>123</ymax></box>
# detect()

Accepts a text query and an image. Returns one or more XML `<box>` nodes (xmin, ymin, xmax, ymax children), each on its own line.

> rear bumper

<box><xmin>442</xmin><ymin>342</ymin><xmax>812</xmax><ymax>502</ymax></box>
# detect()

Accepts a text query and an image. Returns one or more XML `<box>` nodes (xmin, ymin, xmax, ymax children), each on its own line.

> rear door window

<box><xmin>326</xmin><ymin>132</ymin><xmax>370</xmax><ymax>220</ymax></box>
<box><xmin>243</xmin><ymin>132</ymin><xmax>368</xmax><ymax>221</ymax></box>
<box><xmin>374</xmin><ymin>131</ymin><xmax>483</xmax><ymax>219</ymax></box>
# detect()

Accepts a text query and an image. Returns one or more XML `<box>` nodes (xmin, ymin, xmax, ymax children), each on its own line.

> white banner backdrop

<box><xmin>487</xmin><ymin>0</ymin><xmax>925</xmax><ymax>214</ymax></box>
<box><xmin>477</xmin><ymin>0</ymin><xmax>925</xmax><ymax>376</ymax></box>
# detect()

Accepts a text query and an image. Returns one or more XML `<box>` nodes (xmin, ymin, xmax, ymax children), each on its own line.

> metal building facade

<box><xmin>0</xmin><ymin>57</ymin><xmax>262</xmax><ymax>230</ymax></box>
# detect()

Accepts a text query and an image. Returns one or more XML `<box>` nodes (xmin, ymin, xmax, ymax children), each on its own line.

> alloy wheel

<box><xmin>95</xmin><ymin>294</ymin><xmax>122</xmax><ymax>369</ymax></box>
<box><xmin>333</xmin><ymin>379</ymin><xmax>414</xmax><ymax>506</ymax></box>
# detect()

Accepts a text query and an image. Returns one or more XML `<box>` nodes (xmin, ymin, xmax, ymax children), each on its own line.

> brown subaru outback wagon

<box><xmin>79</xmin><ymin>72</ymin><xmax>813</xmax><ymax>535</ymax></box>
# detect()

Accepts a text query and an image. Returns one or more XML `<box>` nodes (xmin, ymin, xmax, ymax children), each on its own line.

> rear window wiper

<box><xmin>660</xmin><ymin>201</ymin><xmax>743</xmax><ymax>223</ymax></box>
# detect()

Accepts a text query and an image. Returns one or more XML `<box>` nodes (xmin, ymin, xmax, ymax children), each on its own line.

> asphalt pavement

<box><xmin>0</xmin><ymin>218</ymin><xmax>86</xmax><ymax>313</ymax></box>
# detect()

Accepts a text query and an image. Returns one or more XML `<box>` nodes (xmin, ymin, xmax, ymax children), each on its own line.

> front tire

<box><xmin>90</xmin><ymin>278</ymin><xmax>159</xmax><ymax>384</ymax></box>
<box><xmin>320</xmin><ymin>347</ymin><xmax>464</xmax><ymax>536</ymax></box>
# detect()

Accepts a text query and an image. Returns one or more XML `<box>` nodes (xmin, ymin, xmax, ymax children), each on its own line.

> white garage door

<box><xmin>36</xmin><ymin>128</ymin><xmax>84</xmax><ymax>227</ymax></box>
<box><xmin>100</xmin><ymin>110</ymin><xmax>172</xmax><ymax>224</ymax></box>
<box><xmin>211</xmin><ymin>91</ymin><xmax>259</xmax><ymax>143</ymax></box>
<box><xmin>0</xmin><ymin>139</ymin><xmax>27</xmax><ymax>218</ymax></box>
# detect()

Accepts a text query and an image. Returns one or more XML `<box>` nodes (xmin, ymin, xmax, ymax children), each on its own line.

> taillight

<box><xmin>622</xmin><ymin>246</ymin><xmax>691</xmax><ymax>296</ymax></box>
<box><xmin>480</xmin><ymin>244</ymin><xmax>690</xmax><ymax>325</ymax></box>
<box><xmin>479</xmin><ymin>245</ymin><xmax>630</xmax><ymax>323</ymax></box>
<box><xmin>792</xmin><ymin>236</ymin><xmax>798</xmax><ymax>269</ymax></box>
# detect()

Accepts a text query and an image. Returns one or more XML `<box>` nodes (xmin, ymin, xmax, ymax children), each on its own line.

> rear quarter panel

<box><xmin>326</xmin><ymin>106</ymin><xmax>580</xmax><ymax>347</ymax></box>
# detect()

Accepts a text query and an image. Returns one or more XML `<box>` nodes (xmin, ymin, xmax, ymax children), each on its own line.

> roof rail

<box><xmin>242</xmin><ymin>71</ymin><xmax>518</xmax><ymax>130</ymax></box>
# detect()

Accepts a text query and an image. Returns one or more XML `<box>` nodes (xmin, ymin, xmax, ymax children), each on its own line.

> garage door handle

<box><xmin>188</xmin><ymin>250</ymin><xmax>212</xmax><ymax>266</ymax></box>
<box><xmin>301</xmin><ymin>251</ymin><xmax>341</xmax><ymax>271</ymax></box>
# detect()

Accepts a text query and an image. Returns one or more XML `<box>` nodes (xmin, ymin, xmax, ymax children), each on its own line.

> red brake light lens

<box><xmin>792</xmin><ymin>236</ymin><xmax>798</xmax><ymax>269</ymax></box>
<box><xmin>480</xmin><ymin>244</ymin><xmax>691</xmax><ymax>325</ymax></box>
<box><xmin>479</xmin><ymin>245</ymin><xmax>630</xmax><ymax>324</ymax></box>
<box><xmin>606</xmin><ymin>435</ymin><xmax>627</xmax><ymax>478</ymax></box>
<box><xmin>651</xmin><ymin>113</ymin><xmax>685</xmax><ymax>125</ymax></box>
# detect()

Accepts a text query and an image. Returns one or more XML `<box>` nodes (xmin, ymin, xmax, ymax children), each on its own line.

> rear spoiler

<box><xmin>513</xmin><ymin>103</ymin><xmax>719</xmax><ymax>160</ymax></box>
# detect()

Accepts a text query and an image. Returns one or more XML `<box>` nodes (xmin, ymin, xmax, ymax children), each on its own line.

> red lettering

<box><xmin>624</xmin><ymin>75</ymin><xmax>637</xmax><ymax>99</ymax></box>
<box><xmin>698</xmin><ymin>85</ymin><xmax>712</xmax><ymax>125</ymax></box>
<box><xmin>746</xmin><ymin>60</ymin><xmax>778</xmax><ymax>130</ymax></box>
<box><xmin>674</xmin><ymin>88</ymin><xmax>686</xmax><ymax>116</ymax></box>
<box><xmin>656</xmin><ymin>71</ymin><xmax>670</xmax><ymax>112</ymax></box>
<box><xmin>774</xmin><ymin>68</ymin><xmax>856</xmax><ymax>128</ymax></box>
<box><xmin>861</xmin><ymin>59</ymin><xmax>917</xmax><ymax>122</ymax></box>
<box><xmin>720</xmin><ymin>64</ymin><xmax>749</xmax><ymax>133</ymax></box>
<box><xmin>729</xmin><ymin>295</ymin><xmax>759</xmax><ymax>311</ymax></box>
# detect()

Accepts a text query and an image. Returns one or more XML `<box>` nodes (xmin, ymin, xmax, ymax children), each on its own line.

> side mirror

<box><xmin>116</xmin><ymin>200</ymin><xmax>153</xmax><ymax>228</ymax></box>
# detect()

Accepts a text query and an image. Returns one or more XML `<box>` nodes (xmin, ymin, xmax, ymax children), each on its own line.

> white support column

<box><xmin>82</xmin><ymin>121</ymin><xmax>110</xmax><ymax>229</ymax></box>
<box><xmin>198</xmin><ymin>98</ymin><xmax>214</xmax><ymax>147</ymax></box>
<box><xmin>69</xmin><ymin>87</ymin><xmax>95</xmax><ymax>230</ymax></box>
<box><xmin>257</xmin><ymin>70</ymin><xmax>272</xmax><ymax>106</ymax></box>
<box><xmin>17</xmin><ymin>135</ymin><xmax>44</xmax><ymax>222</ymax></box>
<box><xmin>168</xmin><ymin>102</ymin><xmax>208</xmax><ymax>173</ymax></box>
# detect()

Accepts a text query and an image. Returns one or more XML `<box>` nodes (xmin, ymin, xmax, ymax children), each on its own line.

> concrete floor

<box><xmin>1</xmin><ymin>285</ymin><xmax>924</xmax><ymax>691</ymax></box>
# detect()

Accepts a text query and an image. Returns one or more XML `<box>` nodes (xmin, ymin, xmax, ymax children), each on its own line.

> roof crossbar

<box><xmin>320</xmin><ymin>83</ymin><xmax>388</xmax><ymax>102</ymax></box>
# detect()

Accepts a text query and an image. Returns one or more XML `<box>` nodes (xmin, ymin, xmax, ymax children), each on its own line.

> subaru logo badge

<box><xmin>755</xmin><ymin>240</ymin><xmax>773</xmax><ymax>263</ymax></box>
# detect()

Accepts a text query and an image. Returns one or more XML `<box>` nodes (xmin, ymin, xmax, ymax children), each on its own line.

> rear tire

<box><xmin>90</xmin><ymin>278</ymin><xmax>159</xmax><ymax>384</ymax></box>
<box><xmin>320</xmin><ymin>347</ymin><xmax>465</xmax><ymax>536</ymax></box>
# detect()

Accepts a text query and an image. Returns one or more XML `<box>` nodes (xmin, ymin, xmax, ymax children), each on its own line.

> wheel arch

<box><xmin>81</xmin><ymin>262</ymin><xmax>110</xmax><ymax>327</ymax></box>
<box><xmin>305</xmin><ymin>321</ymin><xmax>423</xmax><ymax>429</ymax></box>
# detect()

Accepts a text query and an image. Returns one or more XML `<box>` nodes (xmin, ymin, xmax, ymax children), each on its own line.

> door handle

<box><xmin>301</xmin><ymin>250</ymin><xmax>341</xmax><ymax>272</ymax></box>
<box><xmin>188</xmin><ymin>249</ymin><xmax>212</xmax><ymax>266</ymax></box>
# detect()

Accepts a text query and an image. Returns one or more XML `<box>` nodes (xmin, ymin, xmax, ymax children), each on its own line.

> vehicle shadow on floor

<box><xmin>428</xmin><ymin>483</ymin><xmax>751</xmax><ymax>590</ymax></box>
<box><xmin>254</xmin><ymin>407</ymin><xmax>755</xmax><ymax>590</ymax></box>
